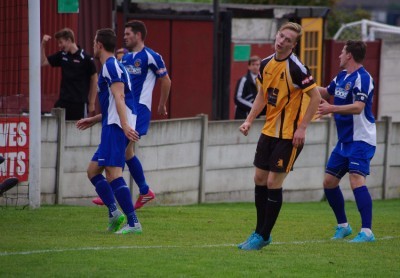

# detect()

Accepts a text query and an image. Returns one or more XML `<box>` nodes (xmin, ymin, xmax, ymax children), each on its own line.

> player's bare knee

<box><xmin>323</xmin><ymin>178</ymin><xmax>338</xmax><ymax>189</ymax></box>
<box><xmin>254</xmin><ymin>175</ymin><xmax>267</xmax><ymax>186</ymax></box>
<box><xmin>86</xmin><ymin>167</ymin><xmax>96</xmax><ymax>180</ymax></box>
<box><xmin>266</xmin><ymin>180</ymin><xmax>283</xmax><ymax>189</ymax></box>
<box><xmin>125</xmin><ymin>141</ymin><xmax>136</xmax><ymax>160</ymax></box>
<box><xmin>349</xmin><ymin>173</ymin><xmax>366</xmax><ymax>189</ymax></box>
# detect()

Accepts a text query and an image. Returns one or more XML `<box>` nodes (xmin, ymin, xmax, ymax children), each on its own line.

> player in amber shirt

<box><xmin>237</xmin><ymin>22</ymin><xmax>321</xmax><ymax>250</ymax></box>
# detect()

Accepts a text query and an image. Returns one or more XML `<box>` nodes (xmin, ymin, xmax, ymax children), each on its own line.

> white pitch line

<box><xmin>0</xmin><ymin>236</ymin><xmax>398</xmax><ymax>257</ymax></box>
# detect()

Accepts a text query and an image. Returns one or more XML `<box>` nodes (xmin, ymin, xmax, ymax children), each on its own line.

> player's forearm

<box><xmin>245</xmin><ymin>91</ymin><xmax>264</xmax><ymax>123</ymax></box>
<box><xmin>317</xmin><ymin>86</ymin><xmax>330</xmax><ymax>100</ymax></box>
<box><xmin>40</xmin><ymin>43</ymin><xmax>49</xmax><ymax>66</ymax></box>
<box><xmin>110</xmin><ymin>82</ymin><xmax>130</xmax><ymax>129</ymax></box>
<box><xmin>299</xmin><ymin>88</ymin><xmax>321</xmax><ymax>130</ymax></box>
<box><xmin>331</xmin><ymin>102</ymin><xmax>364</xmax><ymax>115</ymax></box>
<box><xmin>115</xmin><ymin>95</ymin><xmax>129</xmax><ymax>129</ymax></box>
<box><xmin>88</xmin><ymin>74</ymin><xmax>98</xmax><ymax>113</ymax></box>
<box><xmin>91</xmin><ymin>113</ymin><xmax>102</xmax><ymax>123</ymax></box>
<box><xmin>158</xmin><ymin>75</ymin><xmax>171</xmax><ymax>107</ymax></box>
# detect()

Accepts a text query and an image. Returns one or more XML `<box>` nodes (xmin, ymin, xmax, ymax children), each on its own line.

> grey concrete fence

<box><xmin>2</xmin><ymin>110</ymin><xmax>399</xmax><ymax>206</ymax></box>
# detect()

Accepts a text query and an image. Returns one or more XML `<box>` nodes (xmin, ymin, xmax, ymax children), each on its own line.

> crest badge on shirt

<box><xmin>134</xmin><ymin>59</ymin><xmax>141</xmax><ymax>67</ymax></box>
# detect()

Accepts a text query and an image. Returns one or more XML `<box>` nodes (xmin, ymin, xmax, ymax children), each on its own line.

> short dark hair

<box><xmin>55</xmin><ymin>28</ymin><xmax>75</xmax><ymax>43</ymax></box>
<box><xmin>345</xmin><ymin>40</ymin><xmax>367</xmax><ymax>63</ymax></box>
<box><xmin>125</xmin><ymin>20</ymin><xmax>147</xmax><ymax>40</ymax></box>
<box><xmin>248</xmin><ymin>55</ymin><xmax>261</xmax><ymax>65</ymax></box>
<box><xmin>95</xmin><ymin>28</ymin><xmax>116</xmax><ymax>53</ymax></box>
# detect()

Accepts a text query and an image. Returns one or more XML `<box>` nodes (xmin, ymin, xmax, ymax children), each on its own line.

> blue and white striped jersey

<box><xmin>121</xmin><ymin>47</ymin><xmax>168</xmax><ymax>112</ymax></box>
<box><xmin>327</xmin><ymin>67</ymin><xmax>376</xmax><ymax>146</ymax></box>
<box><xmin>98</xmin><ymin>56</ymin><xmax>137</xmax><ymax>129</ymax></box>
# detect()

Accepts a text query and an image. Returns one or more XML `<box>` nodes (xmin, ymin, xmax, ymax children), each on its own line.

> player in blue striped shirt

<box><xmin>78</xmin><ymin>28</ymin><xmax>142</xmax><ymax>235</ymax></box>
<box><xmin>121</xmin><ymin>20</ymin><xmax>171</xmax><ymax>210</ymax></box>
<box><xmin>90</xmin><ymin>21</ymin><xmax>171</xmax><ymax>209</ymax></box>
<box><xmin>317</xmin><ymin>40</ymin><xmax>376</xmax><ymax>243</ymax></box>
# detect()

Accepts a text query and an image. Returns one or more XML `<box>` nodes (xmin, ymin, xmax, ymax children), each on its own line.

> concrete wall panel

<box><xmin>6</xmin><ymin>115</ymin><xmax>399</xmax><ymax>207</ymax></box>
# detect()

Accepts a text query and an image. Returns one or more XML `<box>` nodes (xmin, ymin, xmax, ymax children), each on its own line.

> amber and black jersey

<box><xmin>257</xmin><ymin>52</ymin><xmax>317</xmax><ymax>139</ymax></box>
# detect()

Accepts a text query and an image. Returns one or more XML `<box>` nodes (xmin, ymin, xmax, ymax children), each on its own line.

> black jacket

<box><xmin>234</xmin><ymin>70</ymin><xmax>258</xmax><ymax>119</ymax></box>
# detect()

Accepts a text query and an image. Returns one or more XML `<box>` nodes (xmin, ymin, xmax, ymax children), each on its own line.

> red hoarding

<box><xmin>0</xmin><ymin>117</ymin><xmax>29</xmax><ymax>183</ymax></box>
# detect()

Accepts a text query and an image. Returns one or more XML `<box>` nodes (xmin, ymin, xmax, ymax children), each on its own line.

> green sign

<box><xmin>233</xmin><ymin>45</ymin><xmax>251</xmax><ymax>62</ymax></box>
<box><xmin>58</xmin><ymin>0</ymin><xmax>79</xmax><ymax>13</ymax></box>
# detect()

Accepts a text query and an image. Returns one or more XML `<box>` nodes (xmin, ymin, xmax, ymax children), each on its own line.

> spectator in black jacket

<box><xmin>234</xmin><ymin>56</ymin><xmax>261</xmax><ymax>119</ymax></box>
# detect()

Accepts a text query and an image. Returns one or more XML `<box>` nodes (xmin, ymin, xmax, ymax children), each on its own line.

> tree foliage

<box><xmin>226</xmin><ymin>0</ymin><xmax>336</xmax><ymax>6</ymax></box>
<box><xmin>224</xmin><ymin>0</ymin><xmax>371</xmax><ymax>38</ymax></box>
<box><xmin>327</xmin><ymin>8</ymin><xmax>371</xmax><ymax>38</ymax></box>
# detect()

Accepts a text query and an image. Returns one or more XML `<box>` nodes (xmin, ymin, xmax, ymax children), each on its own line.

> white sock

<box><xmin>338</xmin><ymin>223</ymin><xmax>349</xmax><ymax>228</ymax></box>
<box><xmin>361</xmin><ymin>228</ymin><xmax>372</xmax><ymax>236</ymax></box>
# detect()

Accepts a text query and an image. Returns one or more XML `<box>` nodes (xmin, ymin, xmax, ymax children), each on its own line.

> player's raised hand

<box><xmin>41</xmin><ymin>34</ymin><xmax>51</xmax><ymax>44</ymax></box>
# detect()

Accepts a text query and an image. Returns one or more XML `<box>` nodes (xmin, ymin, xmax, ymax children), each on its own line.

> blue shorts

<box><xmin>91</xmin><ymin>124</ymin><xmax>128</xmax><ymax>167</ymax></box>
<box><xmin>326</xmin><ymin>141</ymin><xmax>376</xmax><ymax>179</ymax></box>
<box><xmin>136</xmin><ymin>103</ymin><xmax>151</xmax><ymax>137</ymax></box>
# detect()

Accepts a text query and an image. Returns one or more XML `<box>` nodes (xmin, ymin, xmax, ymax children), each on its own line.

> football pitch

<box><xmin>0</xmin><ymin>200</ymin><xmax>399</xmax><ymax>277</ymax></box>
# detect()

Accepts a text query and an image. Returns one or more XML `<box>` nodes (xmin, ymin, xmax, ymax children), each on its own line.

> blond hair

<box><xmin>279</xmin><ymin>22</ymin><xmax>303</xmax><ymax>42</ymax></box>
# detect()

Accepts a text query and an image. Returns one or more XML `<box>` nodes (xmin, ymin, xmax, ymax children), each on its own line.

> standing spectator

<box><xmin>234</xmin><ymin>56</ymin><xmax>261</xmax><ymax>119</ymax></box>
<box><xmin>237</xmin><ymin>22</ymin><xmax>321</xmax><ymax>251</ymax></box>
<box><xmin>77</xmin><ymin>28</ymin><xmax>141</xmax><ymax>235</ymax></box>
<box><xmin>317</xmin><ymin>40</ymin><xmax>376</xmax><ymax>243</ymax></box>
<box><xmin>91</xmin><ymin>20</ymin><xmax>171</xmax><ymax>209</ymax></box>
<box><xmin>41</xmin><ymin>28</ymin><xmax>97</xmax><ymax>120</ymax></box>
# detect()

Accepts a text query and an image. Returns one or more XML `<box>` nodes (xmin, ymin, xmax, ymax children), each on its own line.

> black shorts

<box><xmin>54</xmin><ymin>99</ymin><xmax>86</xmax><ymax>121</ymax></box>
<box><xmin>253</xmin><ymin>134</ymin><xmax>303</xmax><ymax>173</ymax></box>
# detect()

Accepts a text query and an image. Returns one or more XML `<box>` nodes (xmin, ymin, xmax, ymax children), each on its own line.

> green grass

<box><xmin>0</xmin><ymin>200</ymin><xmax>399</xmax><ymax>277</ymax></box>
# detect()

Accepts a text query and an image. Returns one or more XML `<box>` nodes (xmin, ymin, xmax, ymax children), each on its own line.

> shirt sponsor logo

<box><xmin>73</xmin><ymin>59</ymin><xmax>81</xmax><ymax>63</ymax></box>
<box><xmin>267</xmin><ymin>87</ymin><xmax>279</xmax><ymax>107</ymax></box>
<box><xmin>334</xmin><ymin>88</ymin><xmax>349</xmax><ymax>99</ymax></box>
<box><xmin>125</xmin><ymin>65</ymin><xmax>141</xmax><ymax>75</ymax></box>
